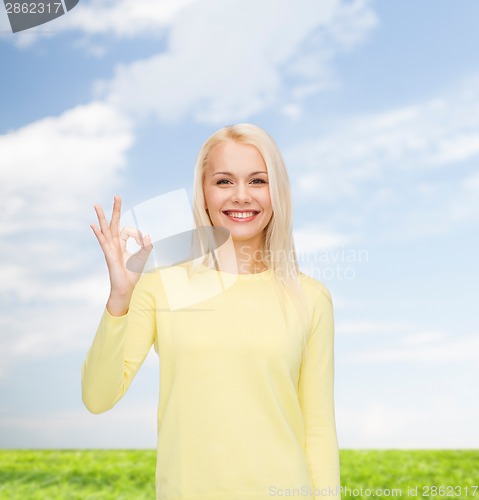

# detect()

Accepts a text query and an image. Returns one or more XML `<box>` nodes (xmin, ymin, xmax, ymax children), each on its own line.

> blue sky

<box><xmin>1</xmin><ymin>0</ymin><xmax>478</xmax><ymax>449</ymax></box>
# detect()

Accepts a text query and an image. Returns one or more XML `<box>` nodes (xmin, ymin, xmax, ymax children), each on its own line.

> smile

<box><xmin>222</xmin><ymin>211</ymin><xmax>259</xmax><ymax>222</ymax></box>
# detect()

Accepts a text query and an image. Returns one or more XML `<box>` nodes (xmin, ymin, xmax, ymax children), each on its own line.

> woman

<box><xmin>82</xmin><ymin>123</ymin><xmax>341</xmax><ymax>499</ymax></box>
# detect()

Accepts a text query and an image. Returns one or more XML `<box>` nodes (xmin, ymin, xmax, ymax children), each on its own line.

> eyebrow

<box><xmin>212</xmin><ymin>171</ymin><xmax>268</xmax><ymax>176</ymax></box>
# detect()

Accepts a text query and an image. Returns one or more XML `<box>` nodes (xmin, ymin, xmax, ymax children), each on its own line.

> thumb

<box><xmin>126</xmin><ymin>235</ymin><xmax>153</xmax><ymax>273</ymax></box>
<box><xmin>142</xmin><ymin>234</ymin><xmax>152</xmax><ymax>248</ymax></box>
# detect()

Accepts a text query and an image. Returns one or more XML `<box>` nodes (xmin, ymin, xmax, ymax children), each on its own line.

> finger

<box><xmin>118</xmin><ymin>225</ymin><xmax>139</xmax><ymax>255</ymax></box>
<box><xmin>118</xmin><ymin>225</ymin><xmax>128</xmax><ymax>254</ymax></box>
<box><xmin>126</xmin><ymin>239</ymin><xmax>154</xmax><ymax>273</ymax></box>
<box><xmin>142</xmin><ymin>234</ymin><xmax>152</xmax><ymax>248</ymax></box>
<box><xmin>119</xmin><ymin>226</ymin><xmax>146</xmax><ymax>248</ymax></box>
<box><xmin>110</xmin><ymin>194</ymin><xmax>122</xmax><ymax>239</ymax></box>
<box><xmin>94</xmin><ymin>204</ymin><xmax>112</xmax><ymax>241</ymax></box>
<box><xmin>90</xmin><ymin>223</ymin><xmax>109</xmax><ymax>253</ymax></box>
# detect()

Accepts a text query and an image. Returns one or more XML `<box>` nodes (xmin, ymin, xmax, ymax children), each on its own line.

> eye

<box><xmin>215</xmin><ymin>178</ymin><xmax>267</xmax><ymax>185</ymax></box>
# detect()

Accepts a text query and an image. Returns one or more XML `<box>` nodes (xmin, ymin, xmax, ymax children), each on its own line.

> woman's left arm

<box><xmin>298</xmin><ymin>285</ymin><xmax>341</xmax><ymax>499</ymax></box>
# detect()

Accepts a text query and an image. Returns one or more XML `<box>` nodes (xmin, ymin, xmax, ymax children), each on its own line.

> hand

<box><xmin>90</xmin><ymin>195</ymin><xmax>153</xmax><ymax>313</ymax></box>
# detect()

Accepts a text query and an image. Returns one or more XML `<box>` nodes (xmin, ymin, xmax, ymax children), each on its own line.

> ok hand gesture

<box><xmin>90</xmin><ymin>195</ymin><xmax>153</xmax><ymax>316</ymax></box>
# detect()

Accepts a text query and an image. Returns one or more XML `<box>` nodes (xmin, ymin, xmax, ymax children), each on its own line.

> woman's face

<box><xmin>203</xmin><ymin>139</ymin><xmax>273</xmax><ymax>252</ymax></box>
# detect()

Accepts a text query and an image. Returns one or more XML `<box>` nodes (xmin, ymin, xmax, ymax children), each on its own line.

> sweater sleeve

<box><xmin>298</xmin><ymin>285</ymin><xmax>341</xmax><ymax>499</ymax></box>
<box><xmin>81</xmin><ymin>272</ymin><xmax>157</xmax><ymax>414</ymax></box>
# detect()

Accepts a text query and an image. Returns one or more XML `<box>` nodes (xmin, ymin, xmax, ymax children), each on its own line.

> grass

<box><xmin>339</xmin><ymin>450</ymin><xmax>479</xmax><ymax>499</ymax></box>
<box><xmin>0</xmin><ymin>449</ymin><xmax>477</xmax><ymax>499</ymax></box>
<box><xmin>0</xmin><ymin>450</ymin><xmax>156</xmax><ymax>499</ymax></box>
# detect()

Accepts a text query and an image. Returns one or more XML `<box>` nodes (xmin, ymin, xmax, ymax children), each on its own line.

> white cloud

<box><xmin>0</xmin><ymin>403</ymin><xmax>158</xmax><ymax>448</ymax></box>
<box><xmin>285</xmin><ymin>77</ymin><xmax>479</xmax><ymax>191</ymax></box>
<box><xmin>0</xmin><ymin>264</ymin><xmax>108</xmax><ymax>304</ymax></box>
<box><xmin>400</xmin><ymin>330</ymin><xmax>447</xmax><ymax>346</ymax></box>
<box><xmin>336</xmin><ymin>320</ymin><xmax>479</xmax><ymax>362</ymax></box>
<box><xmin>294</xmin><ymin>225</ymin><xmax>351</xmax><ymax>253</ymax></box>
<box><xmin>3</xmin><ymin>0</ymin><xmax>378</xmax><ymax>124</ymax></box>
<box><xmin>280</xmin><ymin>104</ymin><xmax>303</xmax><ymax>121</ymax></box>
<box><xmin>0</xmin><ymin>102</ymin><xmax>134</xmax><ymax>377</ymax></box>
<box><xmin>345</xmin><ymin>333</ymin><xmax>479</xmax><ymax>363</ymax></box>
<box><xmin>337</xmin><ymin>321</ymin><xmax>451</xmax><ymax>344</ymax></box>
<box><xmin>0</xmin><ymin>101</ymin><xmax>133</xmax><ymax>234</ymax></box>
<box><xmin>100</xmin><ymin>0</ymin><xmax>377</xmax><ymax>124</ymax></box>
<box><xmin>336</xmin><ymin>320</ymin><xmax>412</xmax><ymax>336</ymax></box>
<box><xmin>287</xmin><ymin>77</ymin><xmax>479</xmax><ymax>200</ymax></box>
<box><xmin>286</xmin><ymin>74</ymin><xmax>479</xmax><ymax>238</ymax></box>
<box><xmin>0</xmin><ymin>276</ymin><xmax>114</xmax><ymax>379</ymax></box>
<box><xmin>337</xmin><ymin>402</ymin><xmax>479</xmax><ymax>448</ymax></box>
<box><xmin>64</xmin><ymin>0</ymin><xmax>197</xmax><ymax>37</ymax></box>
<box><xmin>443</xmin><ymin>171</ymin><xmax>479</xmax><ymax>226</ymax></box>
<box><xmin>3</xmin><ymin>0</ymin><xmax>198</xmax><ymax>47</ymax></box>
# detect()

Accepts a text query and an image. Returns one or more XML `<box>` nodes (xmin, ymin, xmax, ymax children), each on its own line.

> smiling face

<box><xmin>203</xmin><ymin>139</ymin><xmax>273</xmax><ymax>254</ymax></box>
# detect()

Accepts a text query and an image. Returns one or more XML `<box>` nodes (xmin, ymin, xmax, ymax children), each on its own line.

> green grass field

<box><xmin>0</xmin><ymin>450</ymin><xmax>477</xmax><ymax>499</ymax></box>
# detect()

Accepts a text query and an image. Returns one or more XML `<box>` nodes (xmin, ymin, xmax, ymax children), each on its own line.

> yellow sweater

<box><xmin>82</xmin><ymin>264</ymin><xmax>341</xmax><ymax>500</ymax></box>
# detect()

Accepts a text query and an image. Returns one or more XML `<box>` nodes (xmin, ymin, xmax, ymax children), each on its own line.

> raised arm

<box><xmin>81</xmin><ymin>272</ymin><xmax>157</xmax><ymax>414</ymax></box>
<box><xmin>298</xmin><ymin>285</ymin><xmax>341</xmax><ymax>499</ymax></box>
<box><xmin>82</xmin><ymin>195</ymin><xmax>156</xmax><ymax>414</ymax></box>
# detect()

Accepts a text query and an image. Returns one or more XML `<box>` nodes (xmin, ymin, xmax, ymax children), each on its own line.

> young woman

<box><xmin>82</xmin><ymin>123</ymin><xmax>341</xmax><ymax>499</ymax></box>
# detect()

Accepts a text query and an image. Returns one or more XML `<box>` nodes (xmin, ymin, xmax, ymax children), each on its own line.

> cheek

<box><xmin>205</xmin><ymin>190</ymin><xmax>217</xmax><ymax>208</ymax></box>
<box><xmin>262</xmin><ymin>190</ymin><xmax>273</xmax><ymax>211</ymax></box>
<box><xmin>204</xmin><ymin>187</ymin><xmax>224</xmax><ymax>212</ymax></box>
<box><xmin>203</xmin><ymin>186</ymin><xmax>213</xmax><ymax>206</ymax></box>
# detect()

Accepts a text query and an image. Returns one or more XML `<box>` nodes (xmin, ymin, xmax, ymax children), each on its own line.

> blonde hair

<box><xmin>188</xmin><ymin>123</ymin><xmax>310</xmax><ymax>353</ymax></box>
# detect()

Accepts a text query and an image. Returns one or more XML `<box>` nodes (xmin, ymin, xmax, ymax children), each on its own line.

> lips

<box><xmin>222</xmin><ymin>210</ymin><xmax>260</xmax><ymax>222</ymax></box>
<box><xmin>222</xmin><ymin>210</ymin><xmax>259</xmax><ymax>214</ymax></box>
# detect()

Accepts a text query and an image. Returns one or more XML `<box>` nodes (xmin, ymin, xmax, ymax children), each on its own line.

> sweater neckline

<box><xmin>217</xmin><ymin>267</ymin><xmax>271</xmax><ymax>280</ymax></box>
<box><xmin>197</xmin><ymin>264</ymin><xmax>271</xmax><ymax>280</ymax></box>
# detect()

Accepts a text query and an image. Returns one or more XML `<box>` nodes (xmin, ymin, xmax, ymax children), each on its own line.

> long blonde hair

<box><xmin>188</xmin><ymin>123</ymin><xmax>310</xmax><ymax>352</ymax></box>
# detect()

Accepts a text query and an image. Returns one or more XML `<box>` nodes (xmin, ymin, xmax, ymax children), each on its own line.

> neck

<box><xmin>214</xmin><ymin>238</ymin><xmax>267</xmax><ymax>274</ymax></box>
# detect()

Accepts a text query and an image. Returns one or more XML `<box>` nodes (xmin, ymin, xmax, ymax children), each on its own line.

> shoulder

<box><xmin>297</xmin><ymin>271</ymin><xmax>332</xmax><ymax>304</ymax></box>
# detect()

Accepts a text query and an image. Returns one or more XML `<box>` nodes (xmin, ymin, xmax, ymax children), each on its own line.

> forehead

<box><xmin>206</xmin><ymin>140</ymin><xmax>266</xmax><ymax>171</ymax></box>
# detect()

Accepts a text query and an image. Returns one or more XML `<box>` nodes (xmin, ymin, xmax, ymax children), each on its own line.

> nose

<box><xmin>231</xmin><ymin>182</ymin><xmax>252</xmax><ymax>204</ymax></box>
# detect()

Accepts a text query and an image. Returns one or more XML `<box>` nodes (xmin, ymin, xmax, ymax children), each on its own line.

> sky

<box><xmin>0</xmin><ymin>0</ymin><xmax>478</xmax><ymax>449</ymax></box>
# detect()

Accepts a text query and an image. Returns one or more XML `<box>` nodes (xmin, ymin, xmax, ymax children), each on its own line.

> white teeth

<box><xmin>225</xmin><ymin>212</ymin><xmax>257</xmax><ymax>218</ymax></box>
